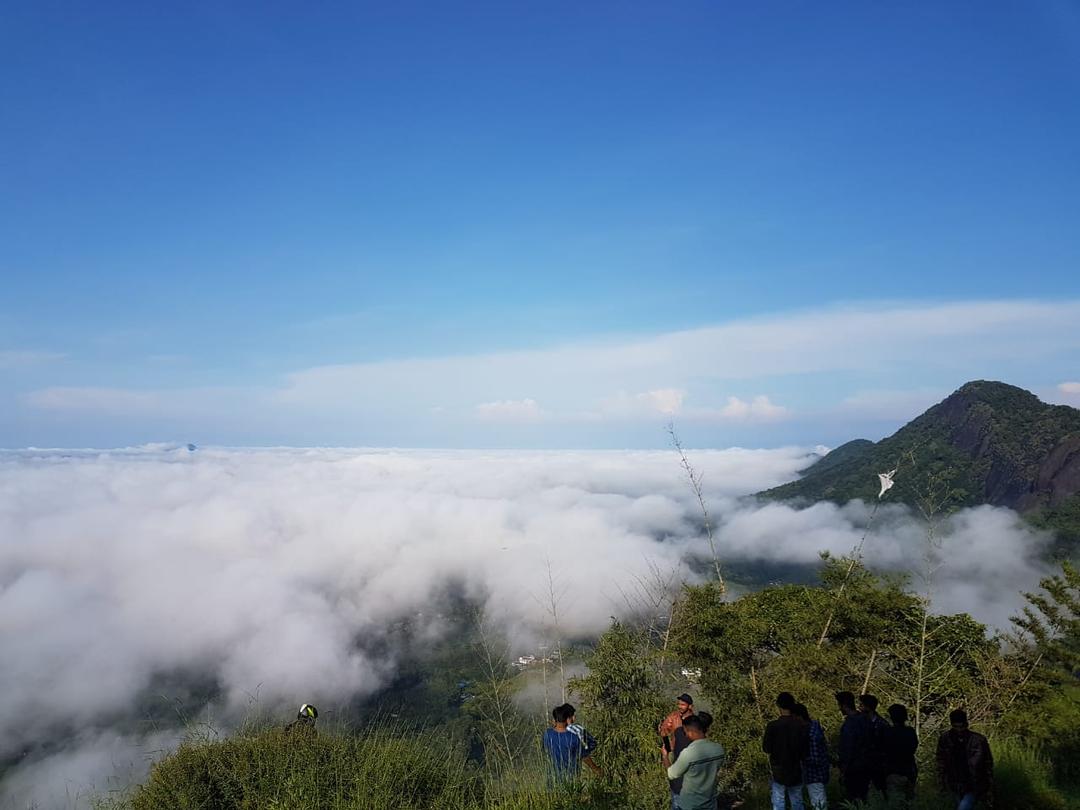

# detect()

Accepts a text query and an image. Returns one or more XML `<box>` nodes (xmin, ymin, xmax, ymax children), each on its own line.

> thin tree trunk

<box><xmin>668</xmin><ymin>423</ymin><xmax>725</xmax><ymax>593</ymax></box>
<box><xmin>862</xmin><ymin>649</ymin><xmax>877</xmax><ymax>694</ymax></box>
<box><xmin>818</xmin><ymin>499</ymin><xmax>882</xmax><ymax>647</ymax></box>
<box><xmin>658</xmin><ymin>597</ymin><xmax>677</xmax><ymax>671</ymax></box>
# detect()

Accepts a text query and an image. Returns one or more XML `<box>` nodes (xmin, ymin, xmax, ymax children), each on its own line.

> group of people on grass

<box><xmin>544</xmin><ymin>691</ymin><xmax>994</xmax><ymax>810</ymax></box>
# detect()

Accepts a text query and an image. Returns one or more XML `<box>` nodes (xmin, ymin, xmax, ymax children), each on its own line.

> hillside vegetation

<box><xmin>762</xmin><ymin>381</ymin><xmax>1080</xmax><ymax>553</ymax></box>
<box><xmin>103</xmin><ymin>559</ymin><xmax>1080</xmax><ymax>810</ymax></box>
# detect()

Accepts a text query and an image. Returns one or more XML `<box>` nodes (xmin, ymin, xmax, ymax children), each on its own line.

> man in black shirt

<box><xmin>859</xmin><ymin>694</ymin><xmax>889</xmax><ymax>793</ymax></box>
<box><xmin>884</xmin><ymin>703</ymin><xmax>918</xmax><ymax>799</ymax></box>
<box><xmin>836</xmin><ymin>691</ymin><xmax>870</xmax><ymax>801</ymax></box>
<box><xmin>763</xmin><ymin>692</ymin><xmax>808</xmax><ymax>810</ymax></box>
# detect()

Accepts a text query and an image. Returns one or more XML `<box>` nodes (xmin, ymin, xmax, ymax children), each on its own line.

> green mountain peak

<box><xmin>761</xmin><ymin>381</ymin><xmax>1080</xmax><ymax>553</ymax></box>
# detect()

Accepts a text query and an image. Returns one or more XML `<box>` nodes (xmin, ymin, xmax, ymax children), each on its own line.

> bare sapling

<box><xmin>471</xmin><ymin>608</ymin><xmax>528</xmax><ymax>780</ymax></box>
<box><xmin>532</xmin><ymin>553</ymin><xmax>569</xmax><ymax>705</ymax></box>
<box><xmin>667</xmin><ymin>421</ymin><xmax>725</xmax><ymax>593</ymax></box>
<box><xmin>817</xmin><ymin>455</ymin><xmax>905</xmax><ymax>647</ymax></box>
<box><xmin>611</xmin><ymin>557</ymin><xmax>684</xmax><ymax>674</ymax></box>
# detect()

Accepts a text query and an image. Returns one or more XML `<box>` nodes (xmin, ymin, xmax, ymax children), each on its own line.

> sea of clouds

<box><xmin>0</xmin><ymin>445</ymin><xmax>1054</xmax><ymax>807</ymax></box>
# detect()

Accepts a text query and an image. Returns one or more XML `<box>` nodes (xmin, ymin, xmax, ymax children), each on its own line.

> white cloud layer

<box><xmin>715</xmin><ymin>394</ymin><xmax>789</xmax><ymax>422</ymax></box>
<box><xmin>0</xmin><ymin>446</ymin><xmax>1055</xmax><ymax>805</ymax></box>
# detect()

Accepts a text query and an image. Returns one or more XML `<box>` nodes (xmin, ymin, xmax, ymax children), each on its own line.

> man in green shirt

<box><xmin>662</xmin><ymin>715</ymin><xmax>726</xmax><ymax>810</ymax></box>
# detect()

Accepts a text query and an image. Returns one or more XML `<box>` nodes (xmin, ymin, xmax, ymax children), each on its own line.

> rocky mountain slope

<box><xmin>761</xmin><ymin>381</ymin><xmax>1080</xmax><ymax>553</ymax></box>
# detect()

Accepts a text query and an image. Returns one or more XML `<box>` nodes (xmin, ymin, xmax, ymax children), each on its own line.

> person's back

<box><xmin>544</xmin><ymin>704</ymin><xmax>584</xmax><ymax>783</ymax></box>
<box><xmin>669</xmin><ymin>736</ymin><xmax>726</xmax><ymax>810</ymax></box>
<box><xmin>836</xmin><ymin>692</ymin><xmax>871</xmax><ymax>801</ymax></box>
<box><xmin>543</xmin><ymin>726</ymin><xmax>583</xmax><ymax>781</ymax></box>
<box><xmin>859</xmin><ymin>694</ymin><xmax>889</xmax><ymax>791</ymax></box>
<box><xmin>885</xmin><ymin>725</ymin><xmax>918</xmax><ymax>781</ymax></box>
<box><xmin>563</xmin><ymin>703</ymin><xmax>598</xmax><ymax>758</ymax></box>
<box><xmin>839</xmin><ymin>711</ymin><xmax>870</xmax><ymax>772</ymax></box>
<box><xmin>763</xmin><ymin>713</ymin><xmax>807</xmax><ymax>787</ymax></box>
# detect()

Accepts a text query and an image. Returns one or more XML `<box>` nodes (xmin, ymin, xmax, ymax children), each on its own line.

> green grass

<box><xmin>97</xmin><ymin>724</ymin><xmax>1080</xmax><ymax>810</ymax></box>
<box><xmin>97</xmin><ymin>724</ymin><xmax>641</xmax><ymax>810</ymax></box>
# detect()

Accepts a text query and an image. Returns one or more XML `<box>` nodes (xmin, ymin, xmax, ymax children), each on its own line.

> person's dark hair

<box><xmin>682</xmin><ymin>715</ymin><xmax>705</xmax><ymax>733</ymax></box>
<box><xmin>793</xmin><ymin>703</ymin><xmax>810</xmax><ymax>722</ymax></box>
<box><xmin>949</xmin><ymin>708</ymin><xmax>968</xmax><ymax>726</ymax></box>
<box><xmin>552</xmin><ymin>704</ymin><xmax>573</xmax><ymax>724</ymax></box>
<box><xmin>835</xmin><ymin>691</ymin><xmax>856</xmax><ymax>710</ymax></box>
<box><xmin>696</xmin><ymin>711</ymin><xmax>714</xmax><ymax>733</ymax></box>
<box><xmin>776</xmin><ymin>692</ymin><xmax>797</xmax><ymax>711</ymax></box>
<box><xmin>562</xmin><ymin>703</ymin><xmax>576</xmax><ymax>717</ymax></box>
<box><xmin>888</xmin><ymin>704</ymin><xmax>908</xmax><ymax>725</ymax></box>
<box><xmin>859</xmin><ymin>693</ymin><xmax>879</xmax><ymax>712</ymax></box>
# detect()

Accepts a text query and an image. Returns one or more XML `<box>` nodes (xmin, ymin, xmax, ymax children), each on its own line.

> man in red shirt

<box><xmin>659</xmin><ymin>693</ymin><xmax>695</xmax><ymax>749</ymax></box>
<box><xmin>659</xmin><ymin>693</ymin><xmax>695</xmax><ymax>809</ymax></box>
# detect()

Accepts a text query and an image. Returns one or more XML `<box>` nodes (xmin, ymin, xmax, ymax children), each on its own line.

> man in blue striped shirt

<box><xmin>794</xmin><ymin>703</ymin><xmax>830</xmax><ymax>809</ymax></box>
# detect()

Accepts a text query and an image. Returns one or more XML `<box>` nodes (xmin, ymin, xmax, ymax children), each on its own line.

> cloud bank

<box><xmin>0</xmin><ymin>446</ymin><xmax>1054</xmax><ymax>805</ymax></box>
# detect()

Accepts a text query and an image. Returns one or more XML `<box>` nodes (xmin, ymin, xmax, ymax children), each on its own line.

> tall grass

<box><xmin>97</xmin><ymin>723</ymin><xmax>1080</xmax><ymax>810</ymax></box>
<box><xmin>98</xmin><ymin>723</ymin><xmax>640</xmax><ymax>810</ymax></box>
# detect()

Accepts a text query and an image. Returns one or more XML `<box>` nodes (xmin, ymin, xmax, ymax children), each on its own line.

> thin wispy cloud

<box><xmin>0</xmin><ymin>349</ymin><xmax>66</xmax><ymax>369</ymax></box>
<box><xmin>474</xmin><ymin>398</ymin><xmax>548</xmax><ymax>422</ymax></box>
<box><xmin>15</xmin><ymin>299</ymin><xmax>1080</xmax><ymax>444</ymax></box>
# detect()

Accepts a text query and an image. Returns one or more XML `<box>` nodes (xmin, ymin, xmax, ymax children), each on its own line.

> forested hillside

<box><xmin>762</xmin><ymin>381</ymin><xmax>1080</xmax><ymax>553</ymax></box>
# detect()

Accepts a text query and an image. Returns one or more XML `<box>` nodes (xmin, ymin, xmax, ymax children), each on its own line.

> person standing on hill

<box><xmin>793</xmin><ymin>703</ymin><xmax>829</xmax><ymax>809</ymax></box>
<box><xmin>762</xmin><ymin>692</ymin><xmax>808</xmax><ymax>810</ymax></box>
<box><xmin>884</xmin><ymin>703</ymin><xmax>918</xmax><ymax>799</ymax></box>
<box><xmin>936</xmin><ymin>709</ymin><xmax>993</xmax><ymax>810</ymax></box>
<box><xmin>543</xmin><ymin>704</ymin><xmax>600</xmax><ymax>785</ymax></box>
<box><xmin>836</xmin><ymin>691</ymin><xmax>871</xmax><ymax>801</ymax></box>
<box><xmin>660</xmin><ymin>693</ymin><xmax>696</xmax><ymax>809</ymax></box>
<box><xmin>561</xmin><ymin>703</ymin><xmax>599</xmax><ymax>761</ymax></box>
<box><xmin>659</xmin><ymin>693</ymin><xmax>695</xmax><ymax>751</ymax></box>
<box><xmin>859</xmin><ymin>694</ymin><xmax>890</xmax><ymax>794</ymax></box>
<box><xmin>662</xmin><ymin>714</ymin><xmax>726</xmax><ymax>810</ymax></box>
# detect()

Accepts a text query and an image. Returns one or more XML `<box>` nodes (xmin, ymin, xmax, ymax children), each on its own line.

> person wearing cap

<box><xmin>660</xmin><ymin>694</ymin><xmax>695</xmax><ymax>809</ymax></box>
<box><xmin>285</xmin><ymin>703</ymin><xmax>318</xmax><ymax>736</ymax></box>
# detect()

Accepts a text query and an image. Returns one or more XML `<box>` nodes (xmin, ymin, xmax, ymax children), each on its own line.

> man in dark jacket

<box><xmin>936</xmin><ymin>709</ymin><xmax>993</xmax><ymax>810</ymax></box>
<box><xmin>763</xmin><ymin>692</ymin><xmax>808</xmax><ymax>810</ymax></box>
<box><xmin>884</xmin><ymin>703</ymin><xmax>918</xmax><ymax>799</ymax></box>
<box><xmin>859</xmin><ymin>694</ymin><xmax>889</xmax><ymax>793</ymax></box>
<box><xmin>835</xmin><ymin>691</ymin><xmax>871</xmax><ymax>801</ymax></box>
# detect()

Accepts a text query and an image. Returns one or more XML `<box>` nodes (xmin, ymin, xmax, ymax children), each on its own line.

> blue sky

<box><xmin>2</xmin><ymin>1</ymin><xmax>1079</xmax><ymax>448</ymax></box>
